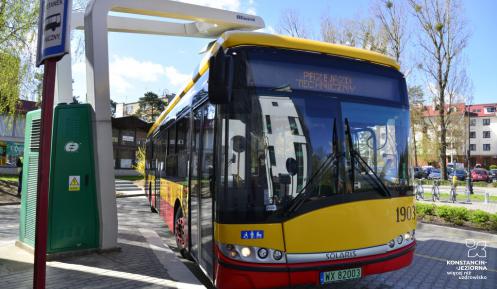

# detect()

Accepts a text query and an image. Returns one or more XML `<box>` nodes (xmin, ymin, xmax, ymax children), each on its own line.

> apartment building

<box><xmin>467</xmin><ymin>103</ymin><xmax>497</xmax><ymax>167</ymax></box>
<box><xmin>415</xmin><ymin>103</ymin><xmax>497</xmax><ymax>168</ymax></box>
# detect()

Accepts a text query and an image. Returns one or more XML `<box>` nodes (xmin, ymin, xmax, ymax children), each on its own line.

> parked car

<box><xmin>428</xmin><ymin>168</ymin><xmax>441</xmax><ymax>180</ymax></box>
<box><xmin>422</xmin><ymin>166</ymin><xmax>434</xmax><ymax>176</ymax></box>
<box><xmin>489</xmin><ymin>169</ymin><xmax>497</xmax><ymax>182</ymax></box>
<box><xmin>449</xmin><ymin>169</ymin><xmax>467</xmax><ymax>181</ymax></box>
<box><xmin>413</xmin><ymin>167</ymin><xmax>427</xmax><ymax>179</ymax></box>
<box><xmin>471</xmin><ymin>169</ymin><xmax>489</xmax><ymax>182</ymax></box>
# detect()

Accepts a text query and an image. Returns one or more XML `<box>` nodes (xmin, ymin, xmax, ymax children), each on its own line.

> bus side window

<box><xmin>166</xmin><ymin>124</ymin><xmax>177</xmax><ymax>177</ymax></box>
<box><xmin>177</xmin><ymin>117</ymin><xmax>190</xmax><ymax>182</ymax></box>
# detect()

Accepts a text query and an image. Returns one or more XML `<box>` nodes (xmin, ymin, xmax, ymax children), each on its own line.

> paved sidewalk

<box><xmin>115</xmin><ymin>179</ymin><xmax>145</xmax><ymax>198</ymax></box>
<box><xmin>0</xmin><ymin>196</ymin><xmax>205</xmax><ymax>289</ymax></box>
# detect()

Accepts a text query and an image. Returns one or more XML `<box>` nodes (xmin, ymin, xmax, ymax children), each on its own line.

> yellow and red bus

<box><xmin>145</xmin><ymin>31</ymin><xmax>415</xmax><ymax>289</ymax></box>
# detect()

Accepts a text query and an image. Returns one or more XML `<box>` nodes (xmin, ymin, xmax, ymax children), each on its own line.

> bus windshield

<box><xmin>216</xmin><ymin>47</ymin><xmax>411</xmax><ymax>224</ymax></box>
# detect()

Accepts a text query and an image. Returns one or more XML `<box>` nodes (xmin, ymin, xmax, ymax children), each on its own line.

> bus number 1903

<box><xmin>396</xmin><ymin>206</ymin><xmax>416</xmax><ymax>222</ymax></box>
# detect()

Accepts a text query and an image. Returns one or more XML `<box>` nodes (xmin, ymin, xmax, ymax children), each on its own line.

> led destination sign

<box><xmin>247</xmin><ymin>52</ymin><xmax>404</xmax><ymax>102</ymax></box>
<box><xmin>297</xmin><ymin>71</ymin><xmax>355</xmax><ymax>94</ymax></box>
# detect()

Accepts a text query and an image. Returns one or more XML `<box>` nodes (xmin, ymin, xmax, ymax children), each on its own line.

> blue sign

<box><xmin>36</xmin><ymin>0</ymin><xmax>72</xmax><ymax>66</ymax></box>
<box><xmin>241</xmin><ymin>230</ymin><xmax>264</xmax><ymax>239</ymax></box>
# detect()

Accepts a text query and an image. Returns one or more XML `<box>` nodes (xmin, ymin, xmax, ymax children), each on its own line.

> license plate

<box><xmin>319</xmin><ymin>268</ymin><xmax>361</xmax><ymax>284</ymax></box>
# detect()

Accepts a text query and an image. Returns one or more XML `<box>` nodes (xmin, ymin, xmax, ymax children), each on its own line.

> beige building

<box><xmin>415</xmin><ymin>103</ymin><xmax>497</xmax><ymax>168</ymax></box>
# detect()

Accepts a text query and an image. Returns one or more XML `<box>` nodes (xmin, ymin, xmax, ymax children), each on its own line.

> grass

<box><xmin>115</xmin><ymin>175</ymin><xmax>144</xmax><ymax>181</ymax></box>
<box><xmin>0</xmin><ymin>174</ymin><xmax>18</xmax><ymax>182</ymax></box>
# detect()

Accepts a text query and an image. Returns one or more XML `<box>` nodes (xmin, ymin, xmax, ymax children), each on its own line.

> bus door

<box><xmin>190</xmin><ymin>103</ymin><xmax>215</xmax><ymax>279</ymax></box>
<box><xmin>154</xmin><ymin>137</ymin><xmax>162</xmax><ymax>211</ymax></box>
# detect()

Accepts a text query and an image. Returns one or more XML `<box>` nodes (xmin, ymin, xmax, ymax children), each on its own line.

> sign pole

<box><xmin>34</xmin><ymin>0</ymin><xmax>71</xmax><ymax>287</ymax></box>
<box><xmin>33</xmin><ymin>58</ymin><xmax>57</xmax><ymax>289</ymax></box>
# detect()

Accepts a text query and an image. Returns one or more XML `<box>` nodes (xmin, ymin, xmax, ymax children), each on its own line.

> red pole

<box><xmin>33</xmin><ymin>58</ymin><xmax>57</xmax><ymax>289</ymax></box>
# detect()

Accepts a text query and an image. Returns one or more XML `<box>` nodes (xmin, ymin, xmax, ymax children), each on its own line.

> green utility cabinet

<box><xmin>19</xmin><ymin>103</ymin><xmax>99</xmax><ymax>253</ymax></box>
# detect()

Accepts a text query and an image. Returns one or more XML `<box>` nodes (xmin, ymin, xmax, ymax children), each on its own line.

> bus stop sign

<box><xmin>36</xmin><ymin>0</ymin><xmax>71</xmax><ymax>66</ymax></box>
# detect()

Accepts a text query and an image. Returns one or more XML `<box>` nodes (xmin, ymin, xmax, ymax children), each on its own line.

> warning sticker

<box><xmin>68</xmin><ymin>176</ymin><xmax>80</xmax><ymax>191</ymax></box>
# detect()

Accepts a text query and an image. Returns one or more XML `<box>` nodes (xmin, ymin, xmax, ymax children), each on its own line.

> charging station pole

<box><xmin>34</xmin><ymin>1</ymin><xmax>71</xmax><ymax>288</ymax></box>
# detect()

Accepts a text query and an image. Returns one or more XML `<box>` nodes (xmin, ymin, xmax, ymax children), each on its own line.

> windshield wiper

<box><xmin>286</xmin><ymin>119</ymin><xmax>339</xmax><ymax>215</ymax></box>
<box><xmin>344</xmin><ymin>118</ymin><xmax>391</xmax><ymax>197</ymax></box>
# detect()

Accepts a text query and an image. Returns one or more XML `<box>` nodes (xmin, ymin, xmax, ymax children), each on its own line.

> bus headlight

<box><xmin>219</xmin><ymin>243</ymin><xmax>286</xmax><ymax>263</ymax></box>
<box><xmin>388</xmin><ymin>239</ymin><xmax>395</xmax><ymax>248</ymax></box>
<box><xmin>273</xmin><ymin>250</ymin><xmax>283</xmax><ymax>260</ymax></box>
<box><xmin>226</xmin><ymin>244</ymin><xmax>238</xmax><ymax>258</ymax></box>
<box><xmin>257</xmin><ymin>248</ymin><xmax>268</xmax><ymax>259</ymax></box>
<box><xmin>240</xmin><ymin>247</ymin><xmax>252</xmax><ymax>258</ymax></box>
<box><xmin>396</xmin><ymin>235</ymin><xmax>404</xmax><ymax>244</ymax></box>
<box><xmin>404</xmin><ymin>232</ymin><xmax>411</xmax><ymax>241</ymax></box>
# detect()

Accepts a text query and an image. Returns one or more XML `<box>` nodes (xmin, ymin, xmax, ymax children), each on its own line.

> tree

<box><xmin>136</xmin><ymin>91</ymin><xmax>166</xmax><ymax>122</ymax></box>
<box><xmin>374</xmin><ymin>0</ymin><xmax>409</xmax><ymax>66</ymax></box>
<box><xmin>0</xmin><ymin>0</ymin><xmax>39</xmax><ymax>113</ymax></box>
<box><xmin>408</xmin><ymin>85</ymin><xmax>425</xmax><ymax>166</ymax></box>
<box><xmin>408</xmin><ymin>0</ymin><xmax>470</xmax><ymax>179</ymax></box>
<box><xmin>277</xmin><ymin>9</ymin><xmax>310</xmax><ymax>38</ymax></box>
<box><xmin>320</xmin><ymin>15</ymin><xmax>389</xmax><ymax>55</ymax></box>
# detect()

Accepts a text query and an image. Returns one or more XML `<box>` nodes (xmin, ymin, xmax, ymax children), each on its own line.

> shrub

<box><xmin>416</xmin><ymin>203</ymin><xmax>435</xmax><ymax>217</ymax></box>
<box><xmin>133</xmin><ymin>146</ymin><xmax>146</xmax><ymax>176</ymax></box>
<box><xmin>434</xmin><ymin>206</ymin><xmax>451</xmax><ymax>219</ymax></box>
<box><xmin>468</xmin><ymin>210</ymin><xmax>490</xmax><ymax>224</ymax></box>
<box><xmin>488</xmin><ymin>214</ymin><xmax>497</xmax><ymax>231</ymax></box>
<box><xmin>489</xmin><ymin>165</ymin><xmax>497</xmax><ymax>170</ymax></box>
<box><xmin>434</xmin><ymin>205</ymin><xmax>468</xmax><ymax>225</ymax></box>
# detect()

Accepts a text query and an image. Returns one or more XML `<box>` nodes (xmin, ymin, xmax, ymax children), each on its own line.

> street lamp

<box><xmin>466</xmin><ymin>104</ymin><xmax>473</xmax><ymax>198</ymax></box>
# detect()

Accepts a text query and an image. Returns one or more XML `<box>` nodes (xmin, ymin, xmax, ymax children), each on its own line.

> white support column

<box><xmin>54</xmin><ymin>54</ymin><xmax>73</xmax><ymax>105</ymax></box>
<box><xmin>84</xmin><ymin>0</ymin><xmax>117</xmax><ymax>250</ymax></box>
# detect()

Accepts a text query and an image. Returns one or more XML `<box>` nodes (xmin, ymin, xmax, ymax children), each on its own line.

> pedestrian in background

<box><xmin>16</xmin><ymin>157</ymin><xmax>22</xmax><ymax>197</ymax></box>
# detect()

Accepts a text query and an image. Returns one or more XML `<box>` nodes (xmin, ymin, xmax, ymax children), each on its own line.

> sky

<box><xmin>70</xmin><ymin>0</ymin><xmax>497</xmax><ymax>104</ymax></box>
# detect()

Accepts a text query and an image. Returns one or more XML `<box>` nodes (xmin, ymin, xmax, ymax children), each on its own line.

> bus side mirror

<box><xmin>208</xmin><ymin>49</ymin><xmax>234</xmax><ymax>104</ymax></box>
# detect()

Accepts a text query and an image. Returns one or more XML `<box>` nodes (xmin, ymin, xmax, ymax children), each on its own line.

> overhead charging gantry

<box><xmin>57</xmin><ymin>0</ymin><xmax>264</xmax><ymax>250</ymax></box>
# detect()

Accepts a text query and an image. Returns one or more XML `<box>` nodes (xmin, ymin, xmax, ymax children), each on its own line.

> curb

<box><xmin>417</xmin><ymin>222</ymin><xmax>497</xmax><ymax>241</ymax></box>
<box><xmin>0</xmin><ymin>202</ymin><xmax>20</xmax><ymax>206</ymax></box>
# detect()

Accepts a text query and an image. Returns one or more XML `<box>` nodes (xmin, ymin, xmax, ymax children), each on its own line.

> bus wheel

<box><xmin>174</xmin><ymin>209</ymin><xmax>188</xmax><ymax>258</ymax></box>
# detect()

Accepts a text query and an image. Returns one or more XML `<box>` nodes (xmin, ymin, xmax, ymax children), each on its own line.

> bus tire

<box><xmin>174</xmin><ymin>208</ymin><xmax>188</xmax><ymax>259</ymax></box>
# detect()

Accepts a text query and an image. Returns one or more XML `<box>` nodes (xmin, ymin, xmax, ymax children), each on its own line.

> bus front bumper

<box><xmin>214</xmin><ymin>241</ymin><xmax>415</xmax><ymax>289</ymax></box>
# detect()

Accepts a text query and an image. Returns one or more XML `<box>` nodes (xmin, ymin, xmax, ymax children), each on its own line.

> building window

<box><xmin>483</xmin><ymin>131</ymin><xmax>491</xmax><ymax>138</ymax></box>
<box><xmin>483</xmin><ymin>119</ymin><xmax>490</xmax><ymax>126</ymax></box>
<box><xmin>294</xmin><ymin>143</ymin><xmax>305</xmax><ymax>191</ymax></box>
<box><xmin>268</xmin><ymin>146</ymin><xmax>276</xmax><ymax>166</ymax></box>
<box><xmin>470</xmin><ymin>119</ymin><xmax>476</xmax><ymax>126</ymax></box>
<box><xmin>121</xmin><ymin>130</ymin><xmax>135</xmax><ymax>144</ymax></box>
<box><xmin>469</xmin><ymin>131</ymin><xmax>476</xmax><ymax>138</ymax></box>
<box><xmin>469</xmin><ymin>144</ymin><xmax>476</xmax><ymax>151</ymax></box>
<box><xmin>265</xmin><ymin>115</ymin><xmax>272</xmax><ymax>134</ymax></box>
<box><xmin>288</xmin><ymin>117</ymin><xmax>300</xmax><ymax>135</ymax></box>
<box><xmin>483</xmin><ymin>144</ymin><xmax>491</xmax><ymax>151</ymax></box>
<box><xmin>485</xmin><ymin>107</ymin><xmax>496</xmax><ymax>113</ymax></box>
